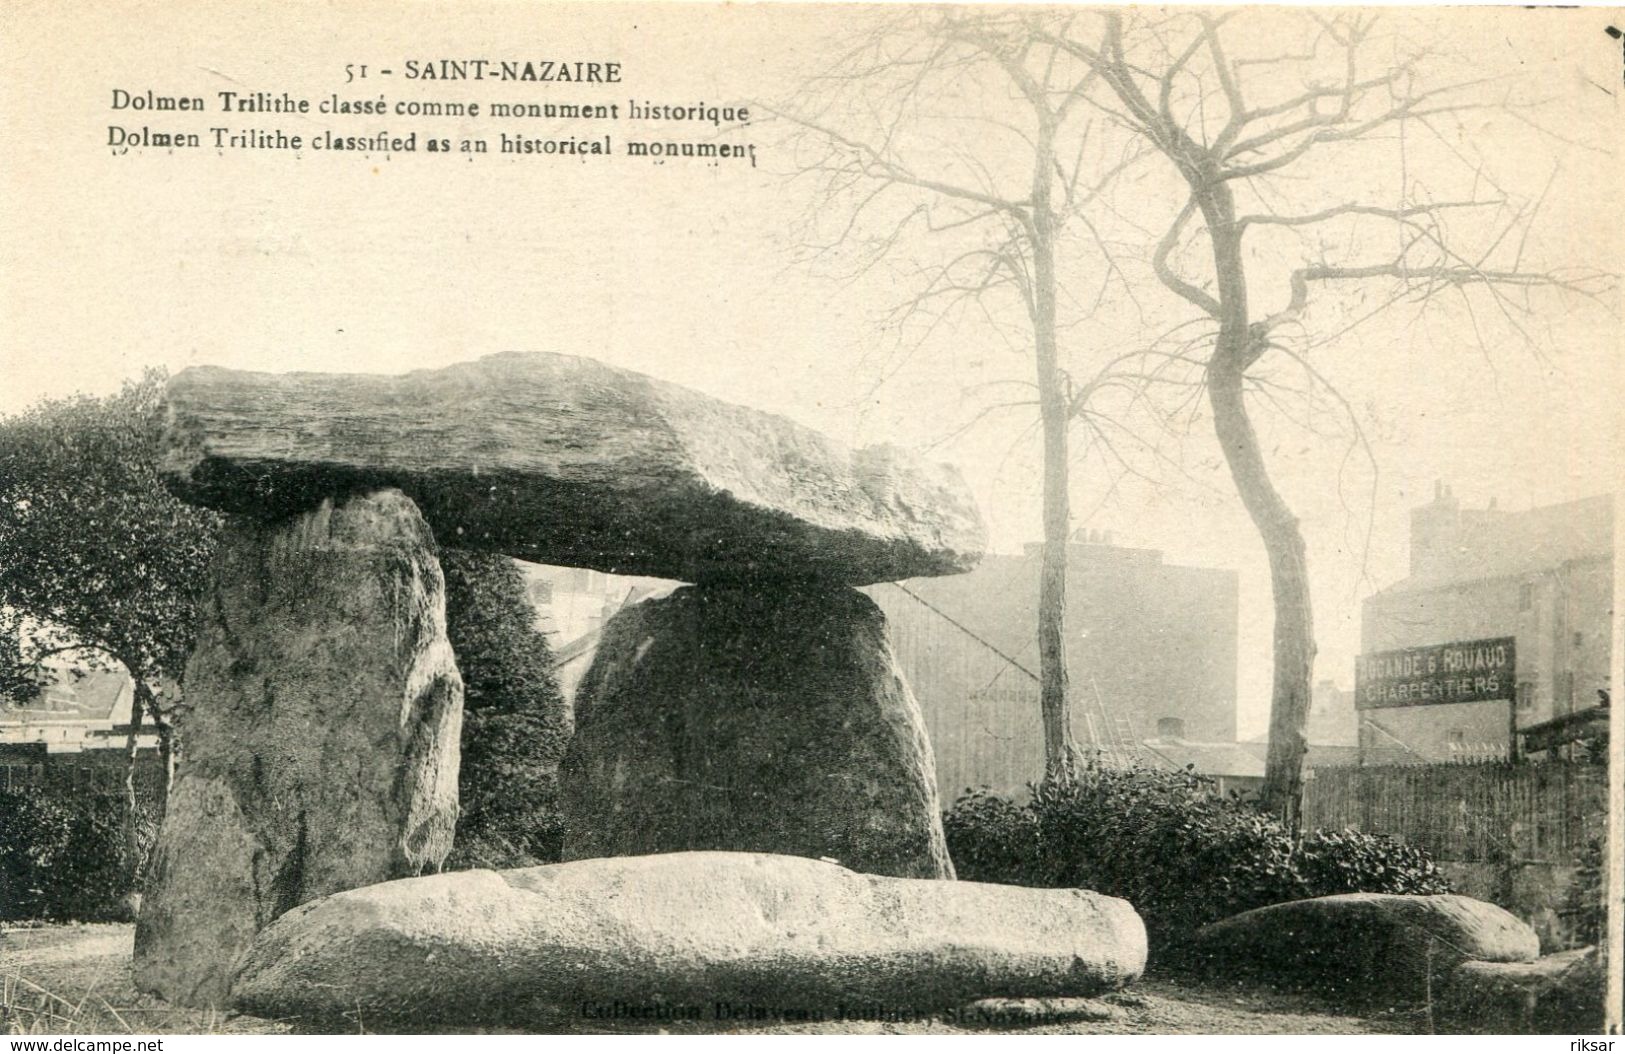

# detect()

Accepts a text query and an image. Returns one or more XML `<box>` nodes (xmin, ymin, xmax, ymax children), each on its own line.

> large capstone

<box><xmin>559</xmin><ymin>585</ymin><xmax>954</xmax><ymax>879</ymax></box>
<box><xmin>159</xmin><ymin>352</ymin><xmax>986</xmax><ymax>585</ymax></box>
<box><xmin>232</xmin><ymin>851</ymin><xmax>1148</xmax><ymax>1025</ymax></box>
<box><xmin>134</xmin><ymin>488</ymin><xmax>463</xmax><ymax>1008</ymax></box>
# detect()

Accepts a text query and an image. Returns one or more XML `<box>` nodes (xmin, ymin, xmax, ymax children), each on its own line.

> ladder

<box><xmin>1085</xmin><ymin>677</ymin><xmax>1137</xmax><ymax>768</ymax></box>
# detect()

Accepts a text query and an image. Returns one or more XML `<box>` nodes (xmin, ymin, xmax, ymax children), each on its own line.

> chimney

<box><xmin>1412</xmin><ymin>481</ymin><xmax>1461</xmax><ymax>577</ymax></box>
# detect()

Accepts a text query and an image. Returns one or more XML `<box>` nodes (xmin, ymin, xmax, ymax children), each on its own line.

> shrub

<box><xmin>940</xmin><ymin>787</ymin><xmax>1040</xmax><ymax>884</ymax></box>
<box><xmin>0</xmin><ymin>791</ymin><xmax>160</xmax><ymax>921</ymax></box>
<box><xmin>441</xmin><ymin>550</ymin><xmax>571</xmax><ymax>870</ymax></box>
<box><xmin>447</xmin><ymin>708</ymin><xmax>567</xmax><ymax>869</ymax></box>
<box><xmin>1294</xmin><ymin>827</ymin><xmax>1449</xmax><ymax>898</ymax></box>
<box><xmin>943</xmin><ymin>763</ymin><xmax>1450</xmax><ymax>956</ymax></box>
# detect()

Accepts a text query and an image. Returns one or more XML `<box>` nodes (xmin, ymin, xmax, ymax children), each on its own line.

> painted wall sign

<box><xmin>1355</xmin><ymin>637</ymin><xmax>1516</xmax><ymax>710</ymax></box>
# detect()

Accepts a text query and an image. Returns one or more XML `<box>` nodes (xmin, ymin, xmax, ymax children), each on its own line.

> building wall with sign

<box><xmin>1359</xmin><ymin>488</ymin><xmax>1614</xmax><ymax>761</ymax></box>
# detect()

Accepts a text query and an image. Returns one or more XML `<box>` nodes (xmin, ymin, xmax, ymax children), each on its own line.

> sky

<box><xmin>3</xmin><ymin>2</ymin><xmax>1620</xmax><ymax>738</ymax></box>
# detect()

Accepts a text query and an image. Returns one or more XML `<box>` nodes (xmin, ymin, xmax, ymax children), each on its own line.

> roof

<box><xmin>1520</xmin><ymin>704</ymin><xmax>1608</xmax><ymax>753</ymax></box>
<box><xmin>1</xmin><ymin>668</ymin><xmax>133</xmax><ymax>723</ymax></box>
<box><xmin>1234</xmin><ymin>739</ymin><xmax>1429</xmax><ymax>769</ymax></box>
<box><xmin>552</xmin><ymin>630</ymin><xmax>602</xmax><ymax>667</ymax></box>
<box><xmin>1143</xmin><ymin>738</ymin><xmax>1266</xmax><ymax>779</ymax></box>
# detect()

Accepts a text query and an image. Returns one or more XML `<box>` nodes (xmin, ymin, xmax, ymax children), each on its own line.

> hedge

<box><xmin>0</xmin><ymin>791</ymin><xmax>160</xmax><ymax>922</ymax></box>
<box><xmin>944</xmin><ymin>763</ymin><xmax>1450</xmax><ymax>956</ymax></box>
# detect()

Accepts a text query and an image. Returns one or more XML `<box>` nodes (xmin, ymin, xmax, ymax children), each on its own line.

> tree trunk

<box><xmin>124</xmin><ymin>679</ymin><xmax>152</xmax><ymax>864</ymax></box>
<box><xmin>1030</xmin><ymin>122</ymin><xmax>1081</xmax><ymax>782</ymax></box>
<box><xmin>1198</xmin><ymin>184</ymin><xmax>1315</xmax><ymax>833</ymax></box>
<box><xmin>155</xmin><ymin>718</ymin><xmax>176</xmax><ymax>809</ymax></box>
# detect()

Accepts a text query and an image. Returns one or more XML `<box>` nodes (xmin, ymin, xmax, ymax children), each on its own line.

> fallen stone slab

<box><xmin>134</xmin><ymin>488</ymin><xmax>463</xmax><ymax>1008</ymax></box>
<box><xmin>560</xmin><ymin>584</ymin><xmax>954</xmax><ymax>879</ymax></box>
<box><xmin>1186</xmin><ymin>893</ymin><xmax>1540</xmax><ymax>1003</ymax></box>
<box><xmin>232</xmin><ymin>851</ymin><xmax>1146</xmax><ymax>1026</ymax></box>
<box><xmin>1435</xmin><ymin>947</ymin><xmax>1601</xmax><ymax>1034</ymax></box>
<box><xmin>160</xmin><ymin>352</ymin><xmax>986</xmax><ymax>585</ymax></box>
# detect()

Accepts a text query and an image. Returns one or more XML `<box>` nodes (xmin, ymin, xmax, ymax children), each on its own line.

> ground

<box><xmin>1</xmin><ymin>924</ymin><xmax>1431</xmax><ymax>1035</ymax></box>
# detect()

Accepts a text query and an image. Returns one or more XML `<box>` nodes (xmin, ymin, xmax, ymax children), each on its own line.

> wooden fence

<box><xmin>1302</xmin><ymin>760</ymin><xmax>1607</xmax><ymax>865</ymax></box>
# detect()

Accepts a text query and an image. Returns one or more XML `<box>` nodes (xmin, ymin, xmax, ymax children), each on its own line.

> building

<box><xmin>869</xmin><ymin>532</ymin><xmax>1239</xmax><ymax>798</ymax></box>
<box><xmin>517</xmin><ymin>562</ymin><xmax>678</xmax><ymax>701</ymax></box>
<box><xmin>1306</xmin><ymin>678</ymin><xmax>1358</xmax><ymax>746</ymax></box>
<box><xmin>0</xmin><ymin>665</ymin><xmax>160</xmax><ymax>792</ymax></box>
<box><xmin>523</xmin><ymin>536</ymin><xmax>1239</xmax><ymax>801</ymax></box>
<box><xmin>1358</xmin><ymin>487</ymin><xmax>1614</xmax><ymax>761</ymax></box>
<box><xmin>518</xmin><ymin>563</ymin><xmax>676</xmax><ymax>646</ymax></box>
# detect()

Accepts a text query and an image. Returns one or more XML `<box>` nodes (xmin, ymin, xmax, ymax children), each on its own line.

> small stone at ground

<box><xmin>1435</xmin><ymin>947</ymin><xmax>1601</xmax><ymax>1034</ymax></box>
<box><xmin>954</xmin><ymin>997</ymin><xmax>1124</xmax><ymax>1027</ymax></box>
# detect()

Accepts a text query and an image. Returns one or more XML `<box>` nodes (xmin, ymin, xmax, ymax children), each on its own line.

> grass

<box><xmin>1</xmin><ymin>925</ymin><xmax>285</xmax><ymax>1035</ymax></box>
<box><xmin>2</xmin><ymin>923</ymin><xmax>1423</xmax><ymax>1035</ymax></box>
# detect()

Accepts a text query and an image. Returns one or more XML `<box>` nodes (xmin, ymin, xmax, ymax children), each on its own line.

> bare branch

<box><xmin>1237</xmin><ymin>200</ymin><xmax>1498</xmax><ymax>231</ymax></box>
<box><xmin>1153</xmin><ymin>198</ymin><xmax>1221</xmax><ymax>317</ymax></box>
<box><xmin>765</xmin><ymin>103</ymin><xmax>1031</xmax><ymax>216</ymax></box>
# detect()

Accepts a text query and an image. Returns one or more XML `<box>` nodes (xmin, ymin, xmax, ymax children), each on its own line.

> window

<box><xmin>1447</xmin><ymin>729</ymin><xmax>1466</xmax><ymax>748</ymax></box>
<box><xmin>1518</xmin><ymin>582</ymin><xmax>1534</xmax><ymax>611</ymax></box>
<box><xmin>1573</xmin><ymin>631</ymin><xmax>1584</xmax><ymax>649</ymax></box>
<box><xmin>1156</xmin><ymin>717</ymin><xmax>1186</xmax><ymax>740</ymax></box>
<box><xmin>1516</xmin><ymin>682</ymin><xmax>1535</xmax><ymax>713</ymax></box>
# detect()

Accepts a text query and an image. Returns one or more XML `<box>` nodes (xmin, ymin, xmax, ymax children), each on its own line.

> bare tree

<box><xmin>1033</xmin><ymin>10</ymin><xmax>1613</xmax><ymax>828</ymax></box>
<box><xmin>771</xmin><ymin>10</ymin><xmax>1156</xmax><ymax>779</ymax></box>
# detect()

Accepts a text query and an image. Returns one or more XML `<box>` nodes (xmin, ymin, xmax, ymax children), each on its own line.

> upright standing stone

<box><xmin>560</xmin><ymin>585</ymin><xmax>954</xmax><ymax>879</ymax></box>
<box><xmin>134</xmin><ymin>488</ymin><xmax>463</xmax><ymax>1008</ymax></box>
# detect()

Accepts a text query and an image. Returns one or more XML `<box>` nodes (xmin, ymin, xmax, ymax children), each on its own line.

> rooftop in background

<box><xmin>1377</xmin><ymin>486</ymin><xmax>1613</xmax><ymax>595</ymax></box>
<box><xmin>1145</xmin><ymin>737</ymin><xmax>1429</xmax><ymax>779</ymax></box>
<box><xmin>0</xmin><ymin>666</ymin><xmax>132</xmax><ymax>723</ymax></box>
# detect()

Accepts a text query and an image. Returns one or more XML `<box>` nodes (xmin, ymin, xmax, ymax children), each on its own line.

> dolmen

<box><xmin>135</xmin><ymin>352</ymin><xmax>988</xmax><ymax>1006</ymax></box>
<box><xmin>1186</xmin><ymin>892</ymin><xmax>1541</xmax><ymax>1002</ymax></box>
<box><xmin>231</xmin><ymin>852</ymin><xmax>1148</xmax><ymax>1027</ymax></box>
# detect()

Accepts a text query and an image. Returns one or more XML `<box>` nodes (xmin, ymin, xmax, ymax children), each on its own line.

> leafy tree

<box><xmin>440</xmin><ymin>549</ymin><xmax>572</xmax><ymax>868</ymax></box>
<box><xmin>0</xmin><ymin>370</ymin><xmax>224</xmax><ymax>815</ymax></box>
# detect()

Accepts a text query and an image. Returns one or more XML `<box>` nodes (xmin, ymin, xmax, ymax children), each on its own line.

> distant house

<box><xmin>517</xmin><ymin>561</ymin><xmax>678</xmax><ymax>649</ymax></box>
<box><xmin>515</xmin><ymin>560</ymin><xmax>679</xmax><ymax>705</ymax></box>
<box><xmin>0</xmin><ymin>664</ymin><xmax>159</xmax><ymax>793</ymax></box>
<box><xmin>1140</xmin><ymin>735</ymin><xmax>1265</xmax><ymax>798</ymax></box>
